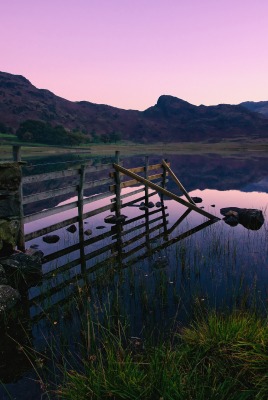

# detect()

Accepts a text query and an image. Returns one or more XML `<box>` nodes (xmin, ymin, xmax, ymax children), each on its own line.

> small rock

<box><xmin>96</xmin><ymin>226</ymin><xmax>105</xmax><ymax>230</ymax></box>
<box><xmin>211</xmin><ymin>204</ymin><xmax>215</xmax><ymax>207</ymax></box>
<box><xmin>0</xmin><ymin>285</ymin><xmax>20</xmax><ymax>314</ymax></box>
<box><xmin>223</xmin><ymin>216</ymin><xmax>239</xmax><ymax>227</ymax></box>
<box><xmin>191</xmin><ymin>197</ymin><xmax>203</xmax><ymax>203</ymax></box>
<box><xmin>67</xmin><ymin>224</ymin><xmax>77</xmax><ymax>233</ymax></box>
<box><xmin>30</xmin><ymin>244</ymin><xmax>39</xmax><ymax>249</ymax></box>
<box><xmin>139</xmin><ymin>205</ymin><xmax>148</xmax><ymax>211</ymax></box>
<box><xmin>148</xmin><ymin>201</ymin><xmax>155</xmax><ymax>208</ymax></box>
<box><xmin>84</xmin><ymin>229</ymin><xmax>93</xmax><ymax>236</ymax></box>
<box><xmin>155</xmin><ymin>201</ymin><xmax>162</xmax><ymax>208</ymax></box>
<box><xmin>43</xmin><ymin>235</ymin><xmax>60</xmax><ymax>244</ymax></box>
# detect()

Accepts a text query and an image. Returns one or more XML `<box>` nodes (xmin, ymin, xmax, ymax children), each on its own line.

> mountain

<box><xmin>1</xmin><ymin>71</ymin><xmax>268</xmax><ymax>142</ymax></box>
<box><xmin>239</xmin><ymin>101</ymin><xmax>268</xmax><ymax>118</ymax></box>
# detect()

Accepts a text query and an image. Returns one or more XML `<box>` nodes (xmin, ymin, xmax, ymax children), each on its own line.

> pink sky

<box><xmin>1</xmin><ymin>0</ymin><xmax>268</xmax><ymax>110</ymax></box>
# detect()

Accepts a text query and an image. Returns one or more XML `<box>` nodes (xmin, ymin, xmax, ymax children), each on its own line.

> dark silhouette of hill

<box><xmin>1</xmin><ymin>71</ymin><xmax>268</xmax><ymax>142</ymax></box>
<box><xmin>240</xmin><ymin>101</ymin><xmax>268</xmax><ymax>118</ymax></box>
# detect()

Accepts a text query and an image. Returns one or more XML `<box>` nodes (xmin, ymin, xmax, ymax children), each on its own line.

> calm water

<box><xmin>1</xmin><ymin>152</ymin><xmax>268</xmax><ymax>399</ymax></box>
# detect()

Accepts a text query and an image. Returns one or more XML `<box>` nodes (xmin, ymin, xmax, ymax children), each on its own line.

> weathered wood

<box><xmin>83</xmin><ymin>203</ymin><xmax>113</xmax><ymax>219</ymax></box>
<box><xmin>112</xmin><ymin>215</ymin><xmax>168</xmax><ymax>240</ymax></box>
<box><xmin>78</xmin><ymin>165</ymin><xmax>86</xmax><ymax>267</ymax></box>
<box><xmin>109</xmin><ymin>173</ymin><xmax>165</xmax><ymax>192</ymax></box>
<box><xmin>113</xmin><ymin>164</ymin><xmax>219</xmax><ymax>221</ymax></box>
<box><xmin>167</xmin><ymin>208</ymin><xmax>192</xmax><ymax>235</ymax></box>
<box><xmin>122</xmin><ymin>191</ymin><xmax>156</xmax><ymax>208</ymax></box>
<box><xmin>13</xmin><ymin>145</ymin><xmax>25</xmax><ymax>251</ymax></box>
<box><xmin>22</xmin><ymin>163</ymin><xmax>113</xmax><ymax>184</ymax></box>
<box><xmin>84</xmin><ymin>177</ymin><xmax>113</xmax><ymax>190</ymax></box>
<box><xmin>43</xmin><ymin>230</ymin><xmax>114</xmax><ymax>264</ymax></box>
<box><xmin>120</xmin><ymin>206</ymin><xmax>167</xmax><ymax>228</ymax></box>
<box><xmin>122</xmin><ymin>222</ymin><xmax>166</xmax><ymax>248</ymax></box>
<box><xmin>22</xmin><ymin>169</ymin><xmax>79</xmax><ymax>184</ymax></box>
<box><xmin>25</xmin><ymin>215</ymin><xmax>78</xmax><ymax>241</ymax></box>
<box><xmin>114</xmin><ymin>151</ymin><xmax>121</xmax><ymax>219</ymax></box>
<box><xmin>24</xmin><ymin>201</ymin><xmax>78</xmax><ymax>223</ymax></box>
<box><xmin>23</xmin><ymin>184</ymin><xmax>78</xmax><ymax>205</ymax></box>
<box><xmin>84</xmin><ymin>191</ymin><xmax>112</xmax><ymax>206</ymax></box>
<box><xmin>109</xmin><ymin>162</ymin><xmax>170</xmax><ymax>177</ymax></box>
<box><xmin>162</xmin><ymin>159</ymin><xmax>195</xmax><ymax>205</ymax></box>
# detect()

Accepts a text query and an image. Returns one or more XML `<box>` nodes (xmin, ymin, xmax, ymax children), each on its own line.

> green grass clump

<box><xmin>56</xmin><ymin>311</ymin><xmax>268</xmax><ymax>400</ymax></box>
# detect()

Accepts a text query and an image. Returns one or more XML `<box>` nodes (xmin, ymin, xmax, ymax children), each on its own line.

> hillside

<box><xmin>240</xmin><ymin>101</ymin><xmax>268</xmax><ymax>118</ymax></box>
<box><xmin>1</xmin><ymin>71</ymin><xmax>268</xmax><ymax>142</ymax></box>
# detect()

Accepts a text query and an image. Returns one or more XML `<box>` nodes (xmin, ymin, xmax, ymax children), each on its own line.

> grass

<box><xmin>1</xmin><ymin>138</ymin><xmax>268</xmax><ymax>160</ymax></box>
<box><xmin>53</xmin><ymin>310</ymin><xmax>268</xmax><ymax>400</ymax></box>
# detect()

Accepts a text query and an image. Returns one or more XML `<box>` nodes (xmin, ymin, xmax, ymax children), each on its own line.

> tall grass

<box><xmin>53</xmin><ymin>310</ymin><xmax>268</xmax><ymax>400</ymax></box>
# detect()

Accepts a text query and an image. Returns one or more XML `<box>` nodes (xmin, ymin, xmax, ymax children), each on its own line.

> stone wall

<box><xmin>0</xmin><ymin>162</ymin><xmax>21</xmax><ymax>257</ymax></box>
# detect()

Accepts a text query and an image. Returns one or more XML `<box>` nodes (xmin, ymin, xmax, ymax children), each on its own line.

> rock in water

<box><xmin>191</xmin><ymin>197</ymin><xmax>203</xmax><ymax>203</ymax></box>
<box><xmin>43</xmin><ymin>235</ymin><xmax>60</xmax><ymax>243</ymax></box>
<box><xmin>67</xmin><ymin>224</ymin><xmax>77</xmax><ymax>233</ymax></box>
<box><xmin>220</xmin><ymin>207</ymin><xmax>264</xmax><ymax>230</ymax></box>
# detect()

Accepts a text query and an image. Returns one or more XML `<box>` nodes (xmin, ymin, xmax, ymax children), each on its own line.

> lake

<box><xmin>1</xmin><ymin>151</ymin><xmax>267</xmax><ymax>400</ymax></box>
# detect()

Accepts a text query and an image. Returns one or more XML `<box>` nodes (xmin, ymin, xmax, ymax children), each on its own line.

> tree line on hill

<box><xmin>13</xmin><ymin>120</ymin><xmax>122</xmax><ymax>145</ymax></box>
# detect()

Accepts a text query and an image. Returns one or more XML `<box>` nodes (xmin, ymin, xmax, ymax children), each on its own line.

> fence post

<box><xmin>78</xmin><ymin>164</ymin><xmax>86</xmax><ymax>271</ymax></box>
<box><xmin>144</xmin><ymin>156</ymin><xmax>151</xmax><ymax>251</ymax></box>
<box><xmin>13</xmin><ymin>145</ymin><xmax>25</xmax><ymax>251</ymax></box>
<box><xmin>114</xmin><ymin>151</ymin><xmax>121</xmax><ymax>217</ymax></box>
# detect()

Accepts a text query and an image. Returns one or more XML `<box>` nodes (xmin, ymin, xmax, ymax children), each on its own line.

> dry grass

<box><xmin>1</xmin><ymin>138</ymin><xmax>268</xmax><ymax>160</ymax></box>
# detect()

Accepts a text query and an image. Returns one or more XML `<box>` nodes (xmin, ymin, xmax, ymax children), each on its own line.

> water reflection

<box><xmin>1</xmin><ymin>152</ymin><xmax>268</xmax><ymax>398</ymax></box>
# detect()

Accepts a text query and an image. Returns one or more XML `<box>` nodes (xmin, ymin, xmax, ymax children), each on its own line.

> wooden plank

<box><xmin>78</xmin><ymin>165</ymin><xmax>86</xmax><ymax>255</ymax></box>
<box><xmin>23</xmin><ymin>163</ymin><xmax>113</xmax><ymax>184</ymax></box>
<box><xmin>25</xmin><ymin>203</ymin><xmax>113</xmax><ymax>242</ymax></box>
<box><xmin>25</xmin><ymin>215</ymin><xmax>78</xmax><ymax>241</ymax></box>
<box><xmin>110</xmin><ymin>187</ymin><xmax>145</xmax><ymax>202</ymax></box>
<box><xmin>24</xmin><ymin>190</ymin><xmax>112</xmax><ymax>224</ymax></box>
<box><xmin>84</xmin><ymin>191</ymin><xmax>112</xmax><ymax>205</ymax></box>
<box><xmin>43</xmin><ymin>229</ymin><xmax>114</xmax><ymax>264</ymax></box>
<box><xmin>84</xmin><ymin>177</ymin><xmax>113</xmax><ymax>190</ymax></box>
<box><xmin>122</xmin><ymin>222</ymin><xmax>166</xmax><ymax>248</ymax></box>
<box><xmin>112</xmin><ymin>215</ymin><xmax>168</xmax><ymax>240</ymax></box>
<box><xmin>162</xmin><ymin>159</ymin><xmax>195</xmax><ymax>205</ymax></box>
<box><xmin>23</xmin><ymin>184</ymin><xmax>77</xmax><ymax>205</ymax></box>
<box><xmin>13</xmin><ymin>146</ymin><xmax>25</xmax><ymax>251</ymax></box>
<box><xmin>121</xmin><ymin>206</ymin><xmax>167</xmax><ymax>227</ymax></box>
<box><xmin>109</xmin><ymin>162</ymin><xmax>170</xmax><ymax>177</ymax></box>
<box><xmin>109</xmin><ymin>174</ymin><xmax>164</xmax><ymax>192</ymax></box>
<box><xmin>24</xmin><ymin>201</ymin><xmax>78</xmax><ymax>223</ymax></box>
<box><xmin>22</xmin><ymin>168</ymin><xmax>79</xmax><ymax>184</ymax></box>
<box><xmin>167</xmin><ymin>208</ymin><xmax>192</xmax><ymax>235</ymax></box>
<box><xmin>84</xmin><ymin>163</ymin><xmax>113</xmax><ymax>174</ymax></box>
<box><xmin>83</xmin><ymin>203</ymin><xmax>113</xmax><ymax>219</ymax></box>
<box><xmin>122</xmin><ymin>191</ymin><xmax>157</xmax><ymax>208</ymax></box>
<box><xmin>113</xmin><ymin>164</ymin><xmax>220</xmax><ymax>221</ymax></box>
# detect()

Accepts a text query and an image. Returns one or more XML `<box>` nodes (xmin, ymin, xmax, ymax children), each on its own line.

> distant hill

<box><xmin>239</xmin><ymin>101</ymin><xmax>268</xmax><ymax>118</ymax></box>
<box><xmin>1</xmin><ymin>71</ymin><xmax>268</xmax><ymax>143</ymax></box>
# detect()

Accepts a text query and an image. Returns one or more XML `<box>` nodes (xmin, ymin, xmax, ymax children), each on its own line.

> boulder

<box><xmin>191</xmin><ymin>197</ymin><xmax>203</xmax><ymax>203</ymax></box>
<box><xmin>0</xmin><ymin>252</ymin><xmax>43</xmax><ymax>287</ymax></box>
<box><xmin>67</xmin><ymin>224</ymin><xmax>77</xmax><ymax>233</ymax></box>
<box><xmin>43</xmin><ymin>234</ymin><xmax>60</xmax><ymax>243</ymax></box>
<box><xmin>104</xmin><ymin>214</ymin><xmax>127</xmax><ymax>224</ymax></box>
<box><xmin>0</xmin><ymin>265</ymin><xmax>7</xmax><ymax>285</ymax></box>
<box><xmin>220</xmin><ymin>207</ymin><xmax>265</xmax><ymax>230</ymax></box>
<box><xmin>0</xmin><ymin>219</ymin><xmax>20</xmax><ymax>257</ymax></box>
<box><xmin>0</xmin><ymin>285</ymin><xmax>20</xmax><ymax>314</ymax></box>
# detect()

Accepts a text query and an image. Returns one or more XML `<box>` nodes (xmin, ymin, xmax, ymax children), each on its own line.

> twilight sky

<box><xmin>1</xmin><ymin>0</ymin><xmax>268</xmax><ymax>110</ymax></box>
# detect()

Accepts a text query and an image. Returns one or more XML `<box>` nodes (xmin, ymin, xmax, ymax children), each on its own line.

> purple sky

<box><xmin>1</xmin><ymin>0</ymin><xmax>268</xmax><ymax>110</ymax></box>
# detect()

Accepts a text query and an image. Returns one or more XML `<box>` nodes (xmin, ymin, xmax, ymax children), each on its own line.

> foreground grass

<box><xmin>55</xmin><ymin>311</ymin><xmax>268</xmax><ymax>400</ymax></box>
